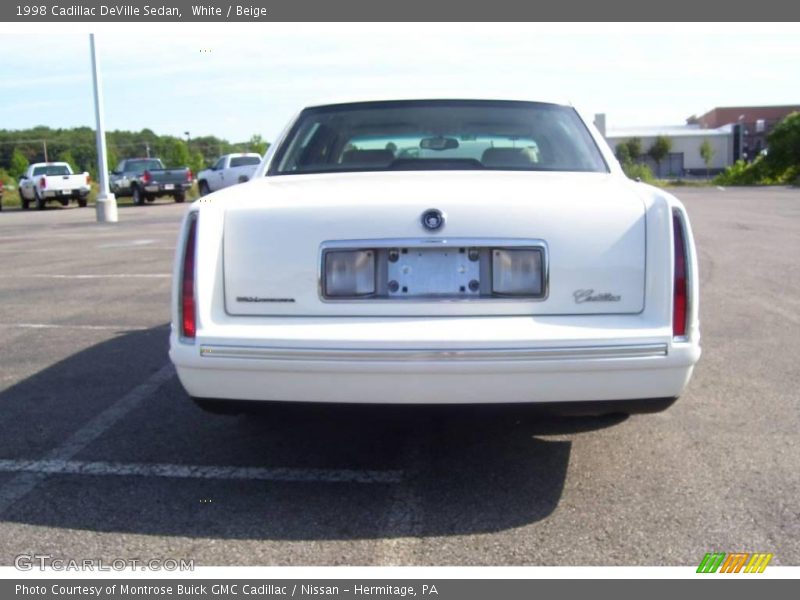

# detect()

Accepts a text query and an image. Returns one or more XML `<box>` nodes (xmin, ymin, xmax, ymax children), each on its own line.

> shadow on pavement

<box><xmin>0</xmin><ymin>324</ymin><xmax>624</xmax><ymax>543</ymax></box>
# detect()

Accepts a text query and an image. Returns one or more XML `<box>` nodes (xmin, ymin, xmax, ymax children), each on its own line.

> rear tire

<box><xmin>59</xmin><ymin>198</ymin><xmax>69</xmax><ymax>207</ymax></box>
<box><xmin>77</xmin><ymin>196</ymin><xmax>88</xmax><ymax>208</ymax></box>
<box><xmin>35</xmin><ymin>191</ymin><xmax>45</xmax><ymax>211</ymax></box>
<box><xmin>174</xmin><ymin>191</ymin><xmax>185</xmax><ymax>203</ymax></box>
<box><xmin>21</xmin><ymin>192</ymin><xmax>29</xmax><ymax>210</ymax></box>
<box><xmin>198</xmin><ymin>181</ymin><xmax>210</xmax><ymax>197</ymax></box>
<box><xmin>132</xmin><ymin>185</ymin><xmax>144</xmax><ymax>206</ymax></box>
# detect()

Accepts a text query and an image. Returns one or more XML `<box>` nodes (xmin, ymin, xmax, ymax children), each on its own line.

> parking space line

<box><xmin>96</xmin><ymin>239</ymin><xmax>158</xmax><ymax>248</ymax></box>
<box><xmin>0</xmin><ymin>247</ymin><xmax>175</xmax><ymax>254</ymax></box>
<box><xmin>0</xmin><ymin>323</ymin><xmax>155</xmax><ymax>331</ymax></box>
<box><xmin>0</xmin><ymin>274</ymin><xmax>171</xmax><ymax>279</ymax></box>
<box><xmin>0</xmin><ymin>233</ymin><xmax>178</xmax><ymax>242</ymax></box>
<box><xmin>0</xmin><ymin>363</ymin><xmax>175</xmax><ymax>515</ymax></box>
<box><xmin>0</xmin><ymin>459</ymin><xmax>403</xmax><ymax>485</ymax></box>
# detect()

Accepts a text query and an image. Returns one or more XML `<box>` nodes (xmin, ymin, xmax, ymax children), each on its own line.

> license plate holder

<box><xmin>164</xmin><ymin>184</ymin><xmax>175</xmax><ymax>190</ymax></box>
<box><xmin>387</xmin><ymin>247</ymin><xmax>482</xmax><ymax>297</ymax></box>
<box><xmin>320</xmin><ymin>239</ymin><xmax>548</xmax><ymax>301</ymax></box>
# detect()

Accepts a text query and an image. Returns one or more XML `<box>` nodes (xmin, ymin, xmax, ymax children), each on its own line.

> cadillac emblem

<box><xmin>421</xmin><ymin>208</ymin><xmax>445</xmax><ymax>232</ymax></box>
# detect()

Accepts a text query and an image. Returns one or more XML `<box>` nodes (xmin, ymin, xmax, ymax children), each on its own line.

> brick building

<box><xmin>688</xmin><ymin>105</ymin><xmax>800</xmax><ymax>161</ymax></box>
<box><xmin>605</xmin><ymin>124</ymin><xmax>733</xmax><ymax>178</ymax></box>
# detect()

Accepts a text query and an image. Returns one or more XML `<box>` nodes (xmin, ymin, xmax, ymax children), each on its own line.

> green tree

<box><xmin>616</xmin><ymin>138</ymin><xmax>643</xmax><ymax>169</ymax></box>
<box><xmin>106</xmin><ymin>145</ymin><xmax>119</xmax><ymax>173</ymax></box>
<box><xmin>188</xmin><ymin>150</ymin><xmax>205</xmax><ymax>176</ymax></box>
<box><xmin>699</xmin><ymin>139</ymin><xmax>715</xmax><ymax>178</ymax></box>
<box><xmin>0</xmin><ymin>126</ymin><xmax>270</xmax><ymax>176</ymax></box>
<box><xmin>615</xmin><ymin>143</ymin><xmax>631</xmax><ymax>165</ymax></box>
<box><xmin>625</xmin><ymin>137</ymin><xmax>642</xmax><ymax>162</ymax></box>
<box><xmin>621</xmin><ymin>162</ymin><xmax>656</xmax><ymax>184</ymax></box>
<box><xmin>648</xmin><ymin>136</ymin><xmax>672</xmax><ymax>176</ymax></box>
<box><xmin>764</xmin><ymin>111</ymin><xmax>800</xmax><ymax>175</ymax></box>
<box><xmin>9</xmin><ymin>148</ymin><xmax>29</xmax><ymax>179</ymax></box>
<box><xmin>248</xmin><ymin>134</ymin><xmax>268</xmax><ymax>156</ymax></box>
<box><xmin>162</xmin><ymin>139</ymin><xmax>191</xmax><ymax>168</ymax></box>
<box><xmin>57</xmin><ymin>149</ymin><xmax>77</xmax><ymax>171</ymax></box>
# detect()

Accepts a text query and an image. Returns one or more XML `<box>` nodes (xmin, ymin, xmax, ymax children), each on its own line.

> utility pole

<box><xmin>43</xmin><ymin>140</ymin><xmax>48</xmax><ymax>162</ymax></box>
<box><xmin>90</xmin><ymin>33</ymin><xmax>117</xmax><ymax>223</ymax></box>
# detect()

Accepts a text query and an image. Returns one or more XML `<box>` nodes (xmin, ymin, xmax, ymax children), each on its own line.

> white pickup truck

<box><xmin>18</xmin><ymin>162</ymin><xmax>90</xmax><ymax>210</ymax></box>
<box><xmin>197</xmin><ymin>153</ymin><xmax>262</xmax><ymax>196</ymax></box>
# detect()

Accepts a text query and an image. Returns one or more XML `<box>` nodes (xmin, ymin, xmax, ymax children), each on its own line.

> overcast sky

<box><xmin>2</xmin><ymin>23</ymin><xmax>799</xmax><ymax>143</ymax></box>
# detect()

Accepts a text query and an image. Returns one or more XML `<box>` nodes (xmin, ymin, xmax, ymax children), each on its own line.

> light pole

<box><xmin>90</xmin><ymin>33</ymin><xmax>118</xmax><ymax>223</ymax></box>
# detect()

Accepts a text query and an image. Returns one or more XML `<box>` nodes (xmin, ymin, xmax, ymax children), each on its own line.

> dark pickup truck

<box><xmin>109</xmin><ymin>158</ymin><xmax>193</xmax><ymax>205</ymax></box>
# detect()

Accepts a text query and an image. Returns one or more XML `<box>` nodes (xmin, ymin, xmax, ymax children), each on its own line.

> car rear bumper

<box><xmin>41</xmin><ymin>189</ymin><xmax>89</xmax><ymax>198</ymax></box>
<box><xmin>170</xmin><ymin>333</ymin><xmax>700</xmax><ymax>405</ymax></box>
<box><xmin>144</xmin><ymin>183</ymin><xmax>191</xmax><ymax>193</ymax></box>
<box><xmin>190</xmin><ymin>396</ymin><xmax>679</xmax><ymax>416</ymax></box>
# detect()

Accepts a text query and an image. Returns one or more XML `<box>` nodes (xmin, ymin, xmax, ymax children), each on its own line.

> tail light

<box><xmin>186</xmin><ymin>170</ymin><xmax>193</xmax><ymax>182</ymax></box>
<box><xmin>142</xmin><ymin>170</ymin><xmax>151</xmax><ymax>184</ymax></box>
<box><xmin>40</xmin><ymin>176</ymin><xmax>46</xmax><ymax>189</ymax></box>
<box><xmin>180</xmin><ymin>213</ymin><xmax>198</xmax><ymax>340</ymax></box>
<box><xmin>672</xmin><ymin>210</ymin><xmax>689</xmax><ymax>338</ymax></box>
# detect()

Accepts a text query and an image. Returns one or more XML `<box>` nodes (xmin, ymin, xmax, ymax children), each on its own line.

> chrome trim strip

<box><xmin>199</xmin><ymin>342</ymin><xmax>667</xmax><ymax>362</ymax></box>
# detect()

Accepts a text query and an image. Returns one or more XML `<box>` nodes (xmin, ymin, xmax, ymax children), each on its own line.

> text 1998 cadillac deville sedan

<box><xmin>169</xmin><ymin>99</ymin><xmax>700</xmax><ymax>415</ymax></box>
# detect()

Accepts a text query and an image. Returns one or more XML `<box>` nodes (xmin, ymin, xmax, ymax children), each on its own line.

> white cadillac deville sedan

<box><xmin>169</xmin><ymin>99</ymin><xmax>701</xmax><ymax>415</ymax></box>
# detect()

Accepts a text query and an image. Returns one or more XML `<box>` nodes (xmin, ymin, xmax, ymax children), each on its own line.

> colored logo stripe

<box><xmin>697</xmin><ymin>552</ymin><xmax>773</xmax><ymax>573</ymax></box>
<box><xmin>697</xmin><ymin>552</ymin><xmax>726</xmax><ymax>573</ymax></box>
<box><xmin>744</xmin><ymin>553</ymin><xmax>773</xmax><ymax>573</ymax></box>
<box><xmin>719</xmin><ymin>553</ymin><xmax>749</xmax><ymax>573</ymax></box>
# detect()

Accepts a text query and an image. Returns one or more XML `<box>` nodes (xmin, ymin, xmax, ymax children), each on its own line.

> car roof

<box><xmin>301</xmin><ymin>95</ymin><xmax>573</xmax><ymax>110</ymax></box>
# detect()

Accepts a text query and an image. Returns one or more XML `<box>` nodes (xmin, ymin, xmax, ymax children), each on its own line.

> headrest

<box><xmin>481</xmin><ymin>147</ymin><xmax>536</xmax><ymax>168</ymax></box>
<box><xmin>341</xmin><ymin>149</ymin><xmax>395</xmax><ymax>165</ymax></box>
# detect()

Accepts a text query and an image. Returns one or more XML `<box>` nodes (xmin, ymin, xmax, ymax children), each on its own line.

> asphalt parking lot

<box><xmin>0</xmin><ymin>188</ymin><xmax>798</xmax><ymax>567</ymax></box>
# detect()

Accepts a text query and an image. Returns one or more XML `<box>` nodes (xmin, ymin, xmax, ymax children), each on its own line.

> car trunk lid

<box><xmin>221</xmin><ymin>171</ymin><xmax>646</xmax><ymax>317</ymax></box>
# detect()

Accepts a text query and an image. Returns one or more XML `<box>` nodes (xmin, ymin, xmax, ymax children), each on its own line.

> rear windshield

<box><xmin>125</xmin><ymin>159</ymin><xmax>163</xmax><ymax>174</ymax></box>
<box><xmin>230</xmin><ymin>156</ymin><xmax>261</xmax><ymax>168</ymax></box>
<box><xmin>270</xmin><ymin>100</ymin><xmax>608</xmax><ymax>175</ymax></box>
<box><xmin>32</xmin><ymin>165</ymin><xmax>71</xmax><ymax>176</ymax></box>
